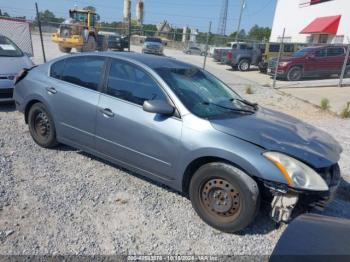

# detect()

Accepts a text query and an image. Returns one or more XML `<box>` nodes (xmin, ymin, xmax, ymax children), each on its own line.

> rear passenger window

<box><xmin>106</xmin><ymin>59</ymin><xmax>167</xmax><ymax>106</ymax></box>
<box><xmin>61</xmin><ymin>56</ymin><xmax>105</xmax><ymax>91</ymax></box>
<box><xmin>50</xmin><ymin>60</ymin><xmax>65</xmax><ymax>79</ymax></box>
<box><xmin>327</xmin><ymin>47</ymin><xmax>344</xmax><ymax>56</ymax></box>
<box><xmin>315</xmin><ymin>49</ymin><xmax>326</xmax><ymax>57</ymax></box>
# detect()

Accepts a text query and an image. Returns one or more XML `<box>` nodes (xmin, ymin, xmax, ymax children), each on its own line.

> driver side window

<box><xmin>106</xmin><ymin>59</ymin><xmax>167</xmax><ymax>106</ymax></box>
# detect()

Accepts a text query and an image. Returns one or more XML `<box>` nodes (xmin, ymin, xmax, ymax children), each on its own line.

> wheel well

<box><xmin>24</xmin><ymin>100</ymin><xmax>41</xmax><ymax>124</ymax></box>
<box><xmin>182</xmin><ymin>157</ymin><xmax>251</xmax><ymax>195</ymax></box>
<box><xmin>239</xmin><ymin>58</ymin><xmax>251</xmax><ymax>63</ymax></box>
<box><xmin>288</xmin><ymin>65</ymin><xmax>303</xmax><ymax>71</ymax></box>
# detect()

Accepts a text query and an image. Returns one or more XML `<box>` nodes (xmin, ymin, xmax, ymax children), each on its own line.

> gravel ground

<box><xmin>0</xmin><ymin>34</ymin><xmax>349</xmax><ymax>256</ymax></box>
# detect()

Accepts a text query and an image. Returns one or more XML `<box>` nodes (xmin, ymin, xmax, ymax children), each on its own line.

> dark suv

<box><xmin>268</xmin><ymin>45</ymin><xmax>350</xmax><ymax>81</ymax></box>
<box><xmin>226</xmin><ymin>43</ymin><xmax>265</xmax><ymax>71</ymax></box>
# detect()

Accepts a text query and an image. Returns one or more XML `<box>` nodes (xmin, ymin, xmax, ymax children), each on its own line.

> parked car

<box><xmin>183</xmin><ymin>46</ymin><xmax>205</xmax><ymax>56</ymax></box>
<box><xmin>0</xmin><ymin>34</ymin><xmax>34</xmax><ymax>102</ymax></box>
<box><xmin>268</xmin><ymin>45</ymin><xmax>350</xmax><ymax>81</ymax></box>
<box><xmin>14</xmin><ymin>52</ymin><xmax>342</xmax><ymax>233</ymax></box>
<box><xmin>258</xmin><ymin>43</ymin><xmax>305</xmax><ymax>73</ymax></box>
<box><xmin>227</xmin><ymin>43</ymin><xmax>265</xmax><ymax>71</ymax></box>
<box><xmin>107</xmin><ymin>34</ymin><xmax>129</xmax><ymax>51</ymax></box>
<box><xmin>142</xmin><ymin>37</ymin><xmax>164</xmax><ymax>56</ymax></box>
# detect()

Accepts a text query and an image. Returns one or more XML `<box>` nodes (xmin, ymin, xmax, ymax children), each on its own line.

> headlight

<box><xmin>278</xmin><ymin>62</ymin><xmax>289</xmax><ymax>67</ymax></box>
<box><xmin>263</xmin><ymin>152</ymin><xmax>329</xmax><ymax>191</ymax></box>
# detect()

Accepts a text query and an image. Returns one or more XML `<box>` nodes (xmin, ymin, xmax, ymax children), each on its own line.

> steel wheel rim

<box><xmin>241</xmin><ymin>62</ymin><xmax>249</xmax><ymax>71</ymax></box>
<box><xmin>290</xmin><ymin>68</ymin><xmax>301</xmax><ymax>81</ymax></box>
<box><xmin>33</xmin><ymin>111</ymin><xmax>51</xmax><ymax>139</ymax></box>
<box><xmin>199</xmin><ymin>178</ymin><xmax>241</xmax><ymax>221</ymax></box>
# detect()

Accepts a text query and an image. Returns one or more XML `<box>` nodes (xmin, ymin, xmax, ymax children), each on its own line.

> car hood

<box><xmin>210</xmin><ymin>107</ymin><xmax>342</xmax><ymax>168</ymax></box>
<box><xmin>277</xmin><ymin>56</ymin><xmax>302</xmax><ymax>62</ymax></box>
<box><xmin>145</xmin><ymin>42</ymin><xmax>163</xmax><ymax>47</ymax></box>
<box><xmin>0</xmin><ymin>55</ymin><xmax>33</xmax><ymax>75</ymax></box>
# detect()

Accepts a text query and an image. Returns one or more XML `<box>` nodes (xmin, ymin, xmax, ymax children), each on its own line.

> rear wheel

<box><xmin>28</xmin><ymin>103</ymin><xmax>57</xmax><ymax>148</ymax></box>
<box><xmin>189</xmin><ymin>162</ymin><xmax>260</xmax><ymax>233</ymax></box>
<box><xmin>287</xmin><ymin>66</ymin><xmax>302</xmax><ymax>81</ymax></box>
<box><xmin>58</xmin><ymin>45</ymin><xmax>72</xmax><ymax>53</ymax></box>
<box><xmin>97</xmin><ymin>35</ymin><xmax>108</xmax><ymax>51</ymax></box>
<box><xmin>82</xmin><ymin>36</ymin><xmax>97</xmax><ymax>52</ymax></box>
<box><xmin>238</xmin><ymin>59</ymin><xmax>251</xmax><ymax>72</ymax></box>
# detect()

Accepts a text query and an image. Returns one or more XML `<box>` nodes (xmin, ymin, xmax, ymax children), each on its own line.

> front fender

<box><xmin>174</xmin><ymin>123</ymin><xmax>289</xmax><ymax>192</ymax></box>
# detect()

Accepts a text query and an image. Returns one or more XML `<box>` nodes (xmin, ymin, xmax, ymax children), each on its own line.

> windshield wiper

<box><xmin>230</xmin><ymin>98</ymin><xmax>258</xmax><ymax>110</ymax></box>
<box><xmin>202</xmin><ymin>101</ymin><xmax>255</xmax><ymax>114</ymax></box>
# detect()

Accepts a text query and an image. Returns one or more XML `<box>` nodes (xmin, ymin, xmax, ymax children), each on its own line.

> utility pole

<box><xmin>235</xmin><ymin>0</ymin><xmax>245</xmax><ymax>43</ymax></box>
<box><xmin>203</xmin><ymin>21</ymin><xmax>212</xmax><ymax>70</ymax></box>
<box><xmin>35</xmin><ymin>2</ymin><xmax>46</xmax><ymax>63</ymax></box>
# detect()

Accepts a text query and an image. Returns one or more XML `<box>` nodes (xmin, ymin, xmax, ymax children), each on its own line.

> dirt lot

<box><xmin>0</xmin><ymin>34</ymin><xmax>349</xmax><ymax>255</ymax></box>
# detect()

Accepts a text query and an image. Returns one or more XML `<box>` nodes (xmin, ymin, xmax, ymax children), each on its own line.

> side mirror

<box><xmin>164</xmin><ymin>42</ymin><xmax>168</xmax><ymax>46</ymax></box>
<box><xmin>140</xmin><ymin>39</ymin><xmax>144</xmax><ymax>44</ymax></box>
<box><xmin>306</xmin><ymin>54</ymin><xmax>315</xmax><ymax>59</ymax></box>
<box><xmin>143</xmin><ymin>100</ymin><xmax>174</xmax><ymax>116</ymax></box>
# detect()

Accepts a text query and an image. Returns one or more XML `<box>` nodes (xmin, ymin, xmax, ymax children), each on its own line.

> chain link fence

<box><xmin>0</xmin><ymin>17</ymin><xmax>33</xmax><ymax>56</ymax></box>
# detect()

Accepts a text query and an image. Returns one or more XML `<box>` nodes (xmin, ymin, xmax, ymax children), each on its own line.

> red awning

<box><xmin>300</xmin><ymin>15</ymin><xmax>341</xmax><ymax>34</ymax></box>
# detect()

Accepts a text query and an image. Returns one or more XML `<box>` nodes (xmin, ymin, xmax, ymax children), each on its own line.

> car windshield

<box><xmin>0</xmin><ymin>36</ymin><xmax>23</xmax><ymax>57</ymax></box>
<box><xmin>292</xmin><ymin>48</ymin><xmax>311</xmax><ymax>57</ymax></box>
<box><xmin>155</xmin><ymin>67</ymin><xmax>256</xmax><ymax>119</ymax></box>
<box><xmin>145</xmin><ymin>38</ymin><xmax>162</xmax><ymax>43</ymax></box>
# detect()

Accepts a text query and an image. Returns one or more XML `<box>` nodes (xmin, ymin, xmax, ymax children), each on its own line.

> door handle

<box><xmin>46</xmin><ymin>87</ymin><xmax>57</xmax><ymax>94</ymax></box>
<box><xmin>100</xmin><ymin>108</ymin><xmax>115</xmax><ymax>118</ymax></box>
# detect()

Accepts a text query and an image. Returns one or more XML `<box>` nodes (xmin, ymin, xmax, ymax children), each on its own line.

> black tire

<box><xmin>58</xmin><ymin>46</ymin><xmax>72</xmax><ymax>53</ymax></box>
<box><xmin>97</xmin><ymin>35</ymin><xmax>108</xmax><ymax>51</ymax></box>
<box><xmin>82</xmin><ymin>35</ymin><xmax>97</xmax><ymax>52</ymax></box>
<box><xmin>189</xmin><ymin>162</ymin><xmax>260</xmax><ymax>233</ymax></box>
<box><xmin>238</xmin><ymin>59</ymin><xmax>251</xmax><ymax>72</ymax></box>
<box><xmin>287</xmin><ymin>66</ymin><xmax>302</xmax><ymax>81</ymax></box>
<box><xmin>28</xmin><ymin>103</ymin><xmax>58</xmax><ymax>148</ymax></box>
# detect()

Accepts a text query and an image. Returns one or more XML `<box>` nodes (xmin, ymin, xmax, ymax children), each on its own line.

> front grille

<box><xmin>308</xmin><ymin>164</ymin><xmax>341</xmax><ymax>210</ymax></box>
<box><xmin>0</xmin><ymin>88</ymin><xmax>13</xmax><ymax>99</ymax></box>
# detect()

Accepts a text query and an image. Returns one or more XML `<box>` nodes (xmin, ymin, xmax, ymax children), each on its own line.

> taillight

<box><xmin>227</xmin><ymin>51</ymin><xmax>232</xmax><ymax>60</ymax></box>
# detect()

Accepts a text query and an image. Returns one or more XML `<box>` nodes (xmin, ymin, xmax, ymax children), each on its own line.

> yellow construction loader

<box><xmin>51</xmin><ymin>8</ymin><xmax>108</xmax><ymax>53</ymax></box>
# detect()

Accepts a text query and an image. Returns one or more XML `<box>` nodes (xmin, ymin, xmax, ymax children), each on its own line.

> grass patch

<box><xmin>340</xmin><ymin>102</ymin><xmax>350</xmax><ymax>118</ymax></box>
<box><xmin>320</xmin><ymin>98</ymin><xmax>330</xmax><ymax>111</ymax></box>
<box><xmin>245</xmin><ymin>85</ymin><xmax>254</xmax><ymax>95</ymax></box>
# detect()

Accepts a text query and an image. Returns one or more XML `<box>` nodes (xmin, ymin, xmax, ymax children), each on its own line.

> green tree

<box><xmin>227</xmin><ymin>29</ymin><xmax>247</xmax><ymax>42</ymax></box>
<box><xmin>142</xmin><ymin>24</ymin><xmax>157</xmax><ymax>36</ymax></box>
<box><xmin>83</xmin><ymin>6</ymin><xmax>96</xmax><ymax>12</ymax></box>
<box><xmin>247</xmin><ymin>25</ymin><xmax>271</xmax><ymax>41</ymax></box>
<box><xmin>34</xmin><ymin>10</ymin><xmax>64</xmax><ymax>26</ymax></box>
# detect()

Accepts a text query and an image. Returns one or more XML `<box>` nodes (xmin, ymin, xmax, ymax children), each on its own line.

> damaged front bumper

<box><xmin>266</xmin><ymin>164</ymin><xmax>341</xmax><ymax>223</ymax></box>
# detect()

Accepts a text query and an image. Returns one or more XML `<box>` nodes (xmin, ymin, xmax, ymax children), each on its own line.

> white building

<box><xmin>270</xmin><ymin>0</ymin><xmax>350</xmax><ymax>44</ymax></box>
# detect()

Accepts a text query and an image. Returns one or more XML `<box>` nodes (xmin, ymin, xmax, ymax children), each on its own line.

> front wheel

<box><xmin>189</xmin><ymin>162</ymin><xmax>260</xmax><ymax>233</ymax></box>
<box><xmin>287</xmin><ymin>66</ymin><xmax>302</xmax><ymax>81</ymax></box>
<box><xmin>82</xmin><ymin>36</ymin><xmax>97</xmax><ymax>52</ymax></box>
<box><xmin>238</xmin><ymin>59</ymin><xmax>250</xmax><ymax>72</ymax></box>
<box><xmin>28</xmin><ymin>103</ymin><xmax>58</xmax><ymax>148</ymax></box>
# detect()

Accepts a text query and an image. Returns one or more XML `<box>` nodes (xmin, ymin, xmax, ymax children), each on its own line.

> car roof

<box><xmin>66</xmin><ymin>51</ymin><xmax>195</xmax><ymax>70</ymax></box>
